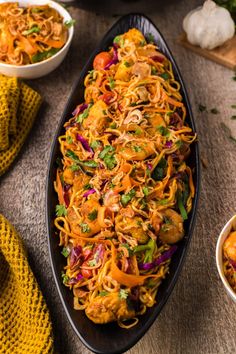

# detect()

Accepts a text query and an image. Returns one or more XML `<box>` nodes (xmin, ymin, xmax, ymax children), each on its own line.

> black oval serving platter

<box><xmin>46</xmin><ymin>13</ymin><xmax>200</xmax><ymax>354</ymax></box>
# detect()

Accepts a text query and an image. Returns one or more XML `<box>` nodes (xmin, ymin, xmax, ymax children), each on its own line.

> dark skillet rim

<box><xmin>46</xmin><ymin>13</ymin><xmax>200</xmax><ymax>354</ymax></box>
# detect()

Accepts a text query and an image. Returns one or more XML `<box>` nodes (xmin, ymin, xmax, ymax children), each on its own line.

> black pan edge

<box><xmin>46</xmin><ymin>13</ymin><xmax>200</xmax><ymax>354</ymax></box>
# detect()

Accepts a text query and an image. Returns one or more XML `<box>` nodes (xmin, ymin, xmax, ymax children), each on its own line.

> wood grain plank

<box><xmin>178</xmin><ymin>33</ymin><xmax>236</xmax><ymax>70</ymax></box>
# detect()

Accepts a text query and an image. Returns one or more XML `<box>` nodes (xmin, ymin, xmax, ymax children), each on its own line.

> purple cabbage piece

<box><xmin>147</xmin><ymin>163</ymin><xmax>153</xmax><ymax>170</ymax></box>
<box><xmin>76</xmin><ymin>134</ymin><xmax>93</xmax><ymax>154</ymax></box>
<box><xmin>150</xmin><ymin>55</ymin><xmax>164</xmax><ymax>63</ymax></box>
<box><xmin>104</xmin><ymin>46</ymin><xmax>119</xmax><ymax>70</ymax></box>
<box><xmin>165</xmin><ymin>140</ymin><xmax>173</xmax><ymax>148</ymax></box>
<box><xmin>68</xmin><ymin>273</ymin><xmax>84</xmax><ymax>285</ymax></box>
<box><xmin>70</xmin><ymin>246</ymin><xmax>83</xmax><ymax>268</ymax></box>
<box><xmin>72</xmin><ymin>103</ymin><xmax>88</xmax><ymax>117</ymax></box>
<box><xmin>63</xmin><ymin>183</ymin><xmax>71</xmax><ymax>208</ymax></box>
<box><xmin>229</xmin><ymin>259</ymin><xmax>236</xmax><ymax>270</ymax></box>
<box><xmin>94</xmin><ymin>244</ymin><xmax>104</xmax><ymax>262</ymax></box>
<box><xmin>138</xmin><ymin>245</ymin><xmax>178</xmax><ymax>271</ymax></box>
<box><xmin>83</xmin><ymin>188</ymin><xmax>96</xmax><ymax>198</ymax></box>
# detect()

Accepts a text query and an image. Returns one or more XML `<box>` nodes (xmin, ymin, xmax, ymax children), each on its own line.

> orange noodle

<box><xmin>54</xmin><ymin>28</ymin><xmax>196</xmax><ymax>327</ymax></box>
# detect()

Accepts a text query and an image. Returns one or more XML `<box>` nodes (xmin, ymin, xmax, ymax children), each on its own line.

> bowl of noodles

<box><xmin>216</xmin><ymin>214</ymin><xmax>236</xmax><ymax>302</ymax></box>
<box><xmin>0</xmin><ymin>0</ymin><xmax>74</xmax><ymax>79</ymax></box>
<box><xmin>46</xmin><ymin>14</ymin><xmax>200</xmax><ymax>354</ymax></box>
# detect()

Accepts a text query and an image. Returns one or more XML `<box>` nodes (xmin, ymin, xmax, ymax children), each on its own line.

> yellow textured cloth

<box><xmin>0</xmin><ymin>76</ymin><xmax>42</xmax><ymax>176</ymax></box>
<box><xmin>0</xmin><ymin>214</ymin><xmax>54</xmax><ymax>354</ymax></box>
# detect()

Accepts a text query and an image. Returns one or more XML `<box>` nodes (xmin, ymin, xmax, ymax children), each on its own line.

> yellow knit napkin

<box><xmin>0</xmin><ymin>214</ymin><xmax>54</xmax><ymax>354</ymax></box>
<box><xmin>0</xmin><ymin>76</ymin><xmax>42</xmax><ymax>176</ymax></box>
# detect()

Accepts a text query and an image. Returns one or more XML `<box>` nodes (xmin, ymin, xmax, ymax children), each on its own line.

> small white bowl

<box><xmin>0</xmin><ymin>0</ymin><xmax>74</xmax><ymax>79</ymax></box>
<box><xmin>216</xmin><ymin>214</ymin><xmax>236</xmax><ymax>302</ymax></box>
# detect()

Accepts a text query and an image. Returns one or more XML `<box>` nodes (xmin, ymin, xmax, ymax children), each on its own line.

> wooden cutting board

<box><xmin>178</xmin><ymin>33</ymin><xmax>236</xmax><ymax>70</ymax></box>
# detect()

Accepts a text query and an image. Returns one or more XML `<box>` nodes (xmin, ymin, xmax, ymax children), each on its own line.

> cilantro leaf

<box><xmin>79</xmin><ymin>222</ymin><xmax>91</xmax><ymax>233</ymax></box>
<box><xmin>99</xmin><ymin>290</ymin><xmax>108</xmax><ymax>296</ymax></box>
<box><xmin>143</xmin><ymin>186</ymin><xmax>149</xmax><ymax>196</ymax></box>
<box><xmin>32</xmin><ymin>48</ymin><xmax>60</xmax><ymax>63</ymax></box>
<box><xmin>121</xmin><ymin>189</ymin><xmax>136</xmax><ymax>207</ymax></box>
<box><xmin>61</xmin><ymin>247</ymin><xmax>70</xmax><ymax>257</ymax></box>
<box><xmin>108</xmin><ymin>77</ymin><xmax>115</xmax><ymax>89</ymax></box>
<box><xmin>159</xmin><ymin>72</ymin><xmax>170</xmax><ymax>80</ymax></box>
<box><xmin>88</xmin><ymin>209</ymin><xmax>98</xmax><ymax>221</ymax></box>
<box><xmin>22</xmin><ymin>26</ymin><xmax>40</xmax><ymax>36</ymax></box>
<box><xmin>56</xmin><ymin>204</ymin><xmax>67</xmax><ymax>217</ymax></box>
<box><xmin>156</xmin><ymin>125</ymin><xmax>170</xmax><ymax>137</ymax></box>
<box><xmin>61</xmin><ymin>272</ymin><xmax>69</xmax><ymax>285</ymax></box>
<box><xmin>64</xmin><ymin>19</ymin><xmax>76</xmax><ymax>28</ymax></box>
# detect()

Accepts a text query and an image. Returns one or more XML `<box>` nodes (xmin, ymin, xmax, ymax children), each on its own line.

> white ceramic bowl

<box><xmin>0</xmin><ymin>0</ymin><xmax>74</xmax><ymax>79</ymax></box>
<box><xmin>216</xmin><ymin>214</ymin><xmax>236</xmax><ymax>302</ymax></box>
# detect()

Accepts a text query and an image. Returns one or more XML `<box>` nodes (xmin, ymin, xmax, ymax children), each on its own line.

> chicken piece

<box><xmin>132</xmin><ymin>62</ymin><xmax>151</xmax><ymax>79</ymax></box>
<box><xmin>67</xmin><ymin>199</ymin><xmax>101</xmax><ymax>237</ymax></box>
<box><xmin>115</xmin><ymin>215</ymin><xmax>149</xmax><ymax>244</ymax></box>
<box><xmin>148</xmin><ymin>114</ymin><xmax>166</xmax><ymax>128</ymax></box>
<box><xmin>223</xmin><ymin>231</ymin><xmax>236</xmax><ymax>262</ymax></box>
<box><xmin>85</xmin><ymin>292</ymin><xmax>135</xmax><ymax>324</ymax></box>
<box><xmin>83</xmin><ymin>100</ymin><xmax>109</xmax><ymax>133</ymax></box>
<box><xmin>118</xmin><ymin>141</ymin><xmax>155</xmax><ymax>161</ymax></box>
<box><xmin>63</xmin><ymin>167</ymin><xmax>74</xmax><ymax>185</ymax></box>
<box><xmin>159</xmin><ymin>209</ymin><xmax>184</xmax><ymax>244</ymax></box>
<box><xmin>123</xmin><ymin>28</ymin><xmax>146</xmax><ymax>46</ymax></box>
<box><xmin>115</xmin><ymin>60</ymin><xmax>133</xmax><ymax>82</ymax></box>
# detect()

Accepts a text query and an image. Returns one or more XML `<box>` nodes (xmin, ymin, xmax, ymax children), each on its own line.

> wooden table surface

<box><xmin>1</xmin><ymin>0</ymin><xmax>236</xmax><ymax>353</ymax></box>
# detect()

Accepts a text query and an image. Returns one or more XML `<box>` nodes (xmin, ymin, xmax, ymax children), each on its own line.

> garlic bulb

<box><xmin>183</xmin><ymin>0</ymin><xmax>235</xmax><ymax>50</ymax></box>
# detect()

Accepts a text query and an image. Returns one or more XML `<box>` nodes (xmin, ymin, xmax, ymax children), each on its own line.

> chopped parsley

<box><xmin>70</xmin><ymin>164</ymin><xmax>82</xmax><ymax>172</ymax></box>
<box><xmin>143</xmin><ymin>186</ymin><xmax>149</xmax><ymax>196</ymax></box>
<box><xmin>110</xmin><ymin>122</ymin><xmax>117</xmax><ymax>129</ymax></box>
<box><xmin>79</xmin><ymin>222</ymin><xmax>91</xmax><ymax>233</ymax></box>
<box><xmin>134</xmin><ymin>128</ymin><xmax>142</xmax><ymax>135</ymax></box>
<box><xmin>99</xmin><ymin>145</ymin><xmax>117</xmax><ymax>170</ymax></box>
<box><xmin>88</xmin><ymin>259</ymin><xmax>97</xmax><ymax>267</ymax></box>
<box><xmin>198</xmin><ymin>104</ymin><xmax>207</xmax><ymax>112</ymax></box>
<box><xmin>108</xmin><ymin>77</ymin><xmax>115</xmax><ymax>90</ymax></box>
<box><xmin>76</xmin><ymin>104</ymin><xmax>92</xmax><ymax>123</ymax></box>
<box><xmin>146</xmin><ymin>33</ymin><xmax>155</xmax><ymax>43</ymax></box>
<box><xmin>64</xmin><ymin>19</ymin><xmax>76</xmax><ymax>28</ymax></box>
<box><xmin>56</xmin><ymin>204</ymin><xmax>67</xmax><ymax>217</ymax></box>
<box><xmin>132</xmin><ymin>145</ymin><xmax>142</xmax><ymax>152</ymax></box>
<box><xmin>61</xmin><ymin>247</ymin><xmax>70</xmax><ymax>257</ymax></box>
<box><xmin>124</xmin><ymin>61</ymin><xmax>131</xmax><ymax>67</ymax></box>
<box><xmin>83</xmin><ymin>183</ymin><xmax>92</xmax><ymax>190</ymax></box>
<box><xmin>210</xmin><ymin>108</ymin><xmax>219</xmax><ymax>114</ymax></box>
<box><xmin>156</xmin><ymin>125</ymin><xmax>170</xmax><ymax>137</ymax></box>
<box><xmin>91</xmin><ymin>140</ymin><xmax>100</xmax><ymax>150</ymax></box>
<box><xmin>88</xmin><ymin>209</ymin><xmax>98</xmax><ymax>221</ymax></box>
<box><xmin>151</xmin><ymin>157</ymin><xmax>167</xmax><ymax>181</ymax></box>
<box><xmin>113</xmin><ymin>35</ymin><xmax>124</xmax><ymax>47</ymax></box>
<box><xmin>22</xmin><ymin>26</ymin><xmax>40</xmax><ymax>36</ymax></box>
<box><xmin>140</xmin><ymin>39</ymin><xmax>146</xmax><ymax>46</ymax></box>
<box><xmin>159</xmin><ymin>72</ymin><xmax>170</xmax><ymax>81</ymax></box>
<box><xmin>99</xmin><ymin>290</ymin><xmax>108</xmax><ymax>296</ymax></box>
<box><xmin>66</xmin><ymin>135</ymin><xmax>73</xmax><ymax>144</ymax></box>
<box><xmin>151</xmin><ymin>66</ymin><xmax>158</xmax><ymax>75</ymax></box>
<box><xmin>119</xmin><ymin>289</ymin><xmax>129</xmax><ymax>299</ymax></box>
<box><xmin>32</xmin><ymin>48</ymin><xmax>60</xmax><ymax>63</ymax></box>
<box><xmin>121</xmin><ymin>189</ymin><xmax>136</xmax><ymax>207</ymax></box>
<box><xmin>61</xmin><ymin>272</ymin><xmax>69</xmax><ymax>285</ymax></box>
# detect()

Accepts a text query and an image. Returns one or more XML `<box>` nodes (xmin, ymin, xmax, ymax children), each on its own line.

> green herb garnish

<box><xmin>22</xmin><ymin>26</ymin><xmax>40</xmax><ymax>36</ymax></box>
<box><xmin>66</xmin><ymin>135</ymin><xmax>73</xmax><ymax>144</ymax></box>
<box><xmin>124</xmin><ymin>61</ymin><xmax>131</xmax><ymax>67</ymax></box>
<box><xmin>159</xmin><ymin>72</ymin><xmax>170</xmax><ymax>80</ymax></box>
<box><xmin>121</xmin><ymin>189</ymin><xmax>136</xmax><ymax>207</ymax></box>
<box><xmin>61</xmin><ymin>247</ymin><xmax>70</xmax><ymax>257</ymax></box>
<box><xmin>132</xmin><ymin>145</ymin><xmax>142</xmax><ymax>152</ymax></box>
<box><xmin>108</xmin><ymin>77</ymin><xmax>115</xmax><ymax>89</ymax></box>
<box><xmin>99</xmin><ymin>145</ymin><xmax>117</xmax><ymax>170</ymax></box>
<box><xmin>61</xmin><ymin>272</ymin><xmax>69</xmax><ymax>285</ymax></box>
<box><xmin>64</xmin><ymin>19</ymin><xmax>76</xmax><ymax>28</ymax></box>
<box><xmin>91</xmin><ymin>140</ymin><xmax>100</xmax><ymax>150</ymax></box>
<box><xmin>99</xmin><ymin>290</ymin><xmax>108</xmax><ymax>296</ymax></box>
<box><xmin>88</xmin><ymin>209</ymin><xmax>98</xmax><ymax>221</ymax></box>
<box><xmin>143</xmin><ymin>186</ymin><xmax>149</xmax><ymax>196</ymax></box>
<box><xmin>56</xmin><ymin>204</ymin><xmax>67</xmax><ymax>217</ymax></box>
<box><xmin>146</xmin><ymin>33</ymin><xmax>155</xmax><ymax>43</ymax></box>
<box><xmin>32</xmin><ymin>48</ymin><xmax>60</xmax><ymax>63</ymax></box>
<box><xmin>177</xmin><ymin>191</ymin><xmax>188</xmax><ymax>220</ymax></box>
<box><xmin>79</xmin><ymin>222</ymin><xmax>91</xmax><ymax>233</ymax></box>
<box><xmin>76</xmin><ymin>105</ymin><xmax>92</xmax><ymax>123</ymax></box>
<box><xmin>198</xmin><ymin>104</ymin><xmax>207</xmax><ymax>112</ymax></box>
<box><xmin>156</xmin><ymin>125</ymin><xmax>170</xmax><ymax>137</ymax></box>
<box><xmin>151</xmin><ymin>66</ymin><xmax>158</xmax><ymax>75</ymax></box>
<box><xmin>119</xmin><ymin>289</ymin><xmax>129</xmax><ymax>299</ymax></box>
<box><xmin>88</xmin><ymin>259</ymin><xmax>97</xmax><ymax>267</ymax></box>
